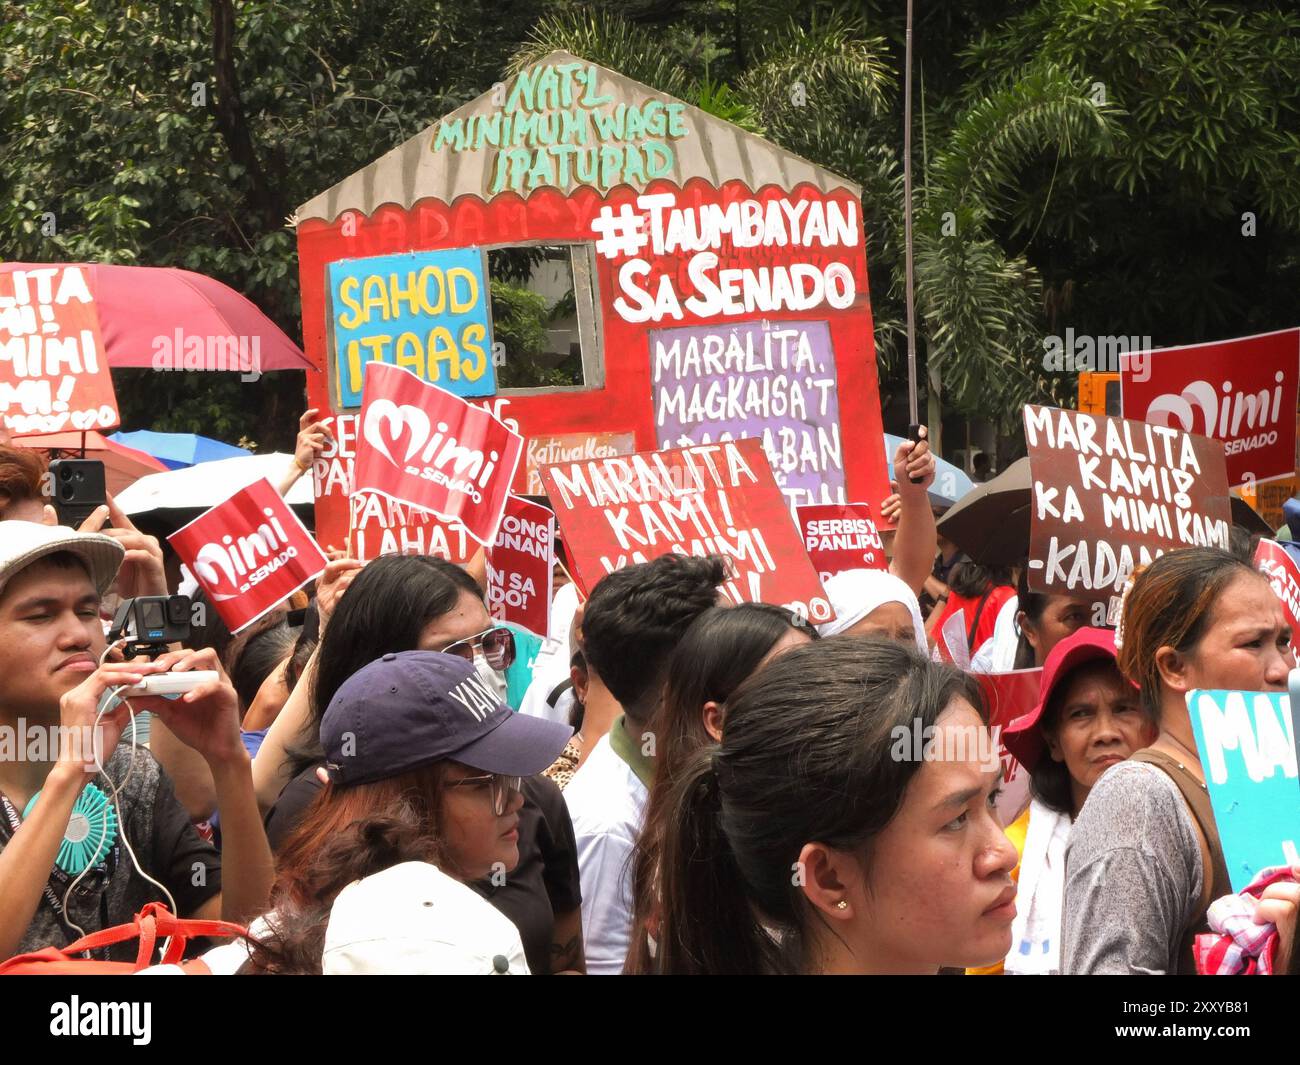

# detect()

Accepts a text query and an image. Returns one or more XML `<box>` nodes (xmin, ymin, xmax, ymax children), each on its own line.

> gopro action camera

<box><xmin>108</xmin><ymin>595</ymin><xmax>193</xmax><ymax>657</ymax></box>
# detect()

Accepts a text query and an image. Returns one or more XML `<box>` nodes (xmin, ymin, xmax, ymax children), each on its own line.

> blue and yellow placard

<box><xmin>328</xmin><ymin>248</ymin><xmax>496</xmax><ymax>408</ymax></box>
<box><xmin>1187</xmin><ymin>689</ymin><xmax>1300</xmax><ymax>891</ymax></box>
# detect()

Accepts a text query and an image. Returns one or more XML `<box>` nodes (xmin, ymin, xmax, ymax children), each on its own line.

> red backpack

<box><xmin>0</xmin><ymin>902</ymin><xmax>248</xmax><ymax>974</ymax></box>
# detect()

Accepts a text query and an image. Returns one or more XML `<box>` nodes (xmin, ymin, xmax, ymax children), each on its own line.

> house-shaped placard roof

<box><xmin>296</xmin><ymin>50</ymin><xmax>859</xmax><ymax>223</ymax></box>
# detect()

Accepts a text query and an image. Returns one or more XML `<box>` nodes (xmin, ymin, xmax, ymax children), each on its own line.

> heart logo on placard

<box><xmin>1144</xmin><ymin>380</ymin><xmax>1219</xmax><ymax>437</ymax></box>
<box><xmin>193</xmin><ymin>543</ymin><xmax>241</xmax><ymax>601</ymax></box>
<box><xmin>363</xmin><ymin>399</ymin><xmax>430</xmax><ymax>468</ymax></box>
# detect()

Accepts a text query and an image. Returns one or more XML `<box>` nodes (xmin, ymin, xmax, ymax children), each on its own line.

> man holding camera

<box><xmin>0</xmin><ymin>521</ymin><xmax>273</xmax><ymax>961</ymax></box>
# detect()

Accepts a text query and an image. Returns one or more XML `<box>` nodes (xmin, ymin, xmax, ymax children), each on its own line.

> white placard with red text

<box><xmin>937</xmin><ymin>610</ymin><xmax>972</xmax><ymax>669</ymax></box>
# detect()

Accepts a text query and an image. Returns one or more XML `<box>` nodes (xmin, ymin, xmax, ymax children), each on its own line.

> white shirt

<box><xmin>517</xmin><ymin>583</ymin><xmax>581</xmax><ymax>725</ymax></box>
<box><xmin>1005</xmin><ymin>799</ymin><xmax>1072</xmax><ymax>975</ymax></box>
<box><xmin>563</xmin><ymin>731</ymin><xmax>649</xmax><ymax>975</ymax></box>
<box><xmin>516</xmin><ymin>638</ymin><xmax>576</xmax><ymax>726</ymax></box>
<box><xmin>970</xmin><ymin>594</ymin><xmax>1020</xmax><ymax>673</ymax></box>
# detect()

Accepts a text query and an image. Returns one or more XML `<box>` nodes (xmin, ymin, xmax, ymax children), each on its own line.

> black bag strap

<box><xmin>966</xmin><ymin>588</ymin><xmax>994</xmax><ymax>651</ymax></box>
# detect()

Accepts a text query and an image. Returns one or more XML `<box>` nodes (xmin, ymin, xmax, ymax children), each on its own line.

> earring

<box><xmin>835</xmin><ymin>900</ymin><xmax>848</xmax><ymax>910</ymax></box>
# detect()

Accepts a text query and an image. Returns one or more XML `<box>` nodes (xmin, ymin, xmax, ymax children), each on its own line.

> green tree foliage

<box><xmin>3</xmin><ymin>0</ymin><xmax>1298</xmax><ymax>443</ymax></box>
<box><xmin>0</xmin><ymin>0</ymin><xmax>536</xmax><ymax>447</ymax></box>
<box><xmin>914</xmin><ymin>61</ymin><xmax>1120</xmax><ymax>422</ymax></box>
<box><xmin>963</xmin><ymin>0</ymin><xmax>1300</xmax><ymax>347</ymax></box>
<box><xmin>511</xmin><ymin>9</ymin><xmax>691</xmax><ymax>96</ymax></box>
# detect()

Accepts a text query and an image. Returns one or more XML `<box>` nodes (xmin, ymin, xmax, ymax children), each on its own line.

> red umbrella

<box><xmin>15</xmin><ymin>430</ymin><xmax>168</xmax><ymax>496</ymax></box>
<box><xmin>0</xmin><ymin>263</ymin><xmax>313</xmax><ymax>371</ymax></box>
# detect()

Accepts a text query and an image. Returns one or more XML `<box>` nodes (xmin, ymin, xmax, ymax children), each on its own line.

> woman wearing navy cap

<box><xmin>255</xmin><ymin>554</ymin><xmax>586</xmax><ymax>974</ymax></box>
<box><xmin>214</xmin><ymin>650</ymin><xmax>572</xmax><ymax>975</ymax></box>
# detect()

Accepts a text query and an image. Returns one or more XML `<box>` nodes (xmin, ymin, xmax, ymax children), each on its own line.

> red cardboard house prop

<box><xmin>294</xmin><ymin>52</ymin><xmax>890</xmax><ymax>558</ymax></box>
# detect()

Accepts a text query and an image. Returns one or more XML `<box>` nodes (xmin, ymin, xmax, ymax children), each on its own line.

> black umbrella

<box><xmin>1230</xmin><ymin>495</ymin><xmax>1274</xmax><ymax>538</ymax></box>
<box><xmin>935</xmin><ymin>458</ymin><xmax>1031</xmax><ymax>565</ymax></box>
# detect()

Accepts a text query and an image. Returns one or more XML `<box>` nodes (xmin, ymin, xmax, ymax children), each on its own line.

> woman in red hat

<box><xmin>993</xmin><ymin>627</ymin><xmax>1156</xmax><ymax>974</ymax></box>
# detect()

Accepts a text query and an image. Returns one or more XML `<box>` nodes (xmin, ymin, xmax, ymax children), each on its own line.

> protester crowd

<box><xmin>0</xmin><ymin>416</ymin><xmax>1295</xmax><ymax>977</ymax></box>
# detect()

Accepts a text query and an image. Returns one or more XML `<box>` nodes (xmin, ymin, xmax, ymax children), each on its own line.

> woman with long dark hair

<box><xmin>653</xmin><ymin>637</ymin><xmax>1018</xmax><ymax>974</ymax></box>
<box><xmin>257</xmin><ymin>554</ymin><xmax>507</xmax><ymax>836</ymax></box>
<box><xmin>625</xmin><ymin>604</ymin><xmax>815</xmax><ymax>973</ymax></box>
<box><xmin>1063</xmin><ymin>548</ymin><xmax>1294</xmax><ymax>974</ymax></box>
<box><xmin>926</xmin><ymin>560</ymin><xmax>1016</xmax><ymax>658</ymax></box>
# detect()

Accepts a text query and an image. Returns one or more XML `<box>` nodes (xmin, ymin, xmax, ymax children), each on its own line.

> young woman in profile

<box><xmin>1011</xmin><ymin>568</ymin><xmax>1095</xmax><ymax>669</ymax></box>
<box><xmin>968</xmin><ymin>566</ymin><xmax>1094</xmax><ymax>673</ymax></box>
<box><xmin>653</xmin><ymin>636</ymin><xmax>1018</xmax><ymax>975</ymax></box>
<box><xmin>1063</xmin><ymin>547</ymin><xmax>1294</xmax><ymax>974</ymax></box>
<box><xmin>625</xmin><ymin>603</ymin><xmax>816</xmax><ymax>973</ymax></box>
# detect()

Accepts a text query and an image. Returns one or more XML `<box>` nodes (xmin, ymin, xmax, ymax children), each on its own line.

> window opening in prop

<box><xmin>486</xmin><ymin>244</ymin><xmax>602</xmax><ymax>392</ymax></box>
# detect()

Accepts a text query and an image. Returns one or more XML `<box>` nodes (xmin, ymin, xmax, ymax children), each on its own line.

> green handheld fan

<box><xmin>23</xmin><ymin>782</ymin><xmax>117</xmax><ymax>876</ymax></box>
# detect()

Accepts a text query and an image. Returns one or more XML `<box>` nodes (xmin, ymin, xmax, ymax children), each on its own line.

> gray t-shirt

<box><xmin>1061</xmin><ymin>760</ymin><xmax>1202</xmax><ymax>974</ymax></box>
<box><xmin>1</xmin><ymin>746</ymin><xmax>222</xmax><ymax>962</ymax></box>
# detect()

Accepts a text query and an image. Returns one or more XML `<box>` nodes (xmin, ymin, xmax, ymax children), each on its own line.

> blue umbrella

<box><xmin>109</xmin><ymin>430</ymin><xmax>251</xmax><ymax>470</ymax></box>
<box><xmin>883</xmin><ymin>434</ymin><xmax>974</xmax><ymax>508</ymax></box>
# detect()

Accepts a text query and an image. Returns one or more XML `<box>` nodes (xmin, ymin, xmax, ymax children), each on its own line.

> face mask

<box><xmin>474</xmin><ymin>651</ymin><xmax>509</xmax><ymax>704</ymax></box>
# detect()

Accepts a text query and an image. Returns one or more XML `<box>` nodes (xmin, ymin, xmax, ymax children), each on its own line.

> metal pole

<box><xmin>903</xmin><ymin>0</ymin><xmax>919</xmax><ymax>431</ymax></box>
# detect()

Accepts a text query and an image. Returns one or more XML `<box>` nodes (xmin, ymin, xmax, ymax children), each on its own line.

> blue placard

<box><xmin>328</xmin><ymin>248</ymin><xmax>496</xmax><ymax>408</ymax></box>
<box><xmin>1187</xmin><ymin>689</ymin><xmax>1300</xmax><ymax>891</ymax></box>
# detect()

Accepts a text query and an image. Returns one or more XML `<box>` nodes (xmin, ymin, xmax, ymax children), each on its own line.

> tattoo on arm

<box><xmin>550</xmin><ymin>932</ymin><xmax>584</xmax><ymax>974</ymax></box>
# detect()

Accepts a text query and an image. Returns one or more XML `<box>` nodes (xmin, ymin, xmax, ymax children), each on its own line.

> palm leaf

<box><xmin>508</xmin><ymin>11</ymin><xmax>689</xmax><ymax>99</ymax></box>
<box><xmin>909</xmin><ymin>59</ymin><xmax>1124</xmax><ymax>422</ymax></box>
<box><xmin>736</xmin><ymin>10</ymin><xmax>895</xmax><ymax>135</ymax></box>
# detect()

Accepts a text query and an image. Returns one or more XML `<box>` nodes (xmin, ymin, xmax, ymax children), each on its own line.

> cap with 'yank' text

<box><xmin>320</xmin><ymin>650</ymin><xmax>572</xmax><ymax>786</ymax></box>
